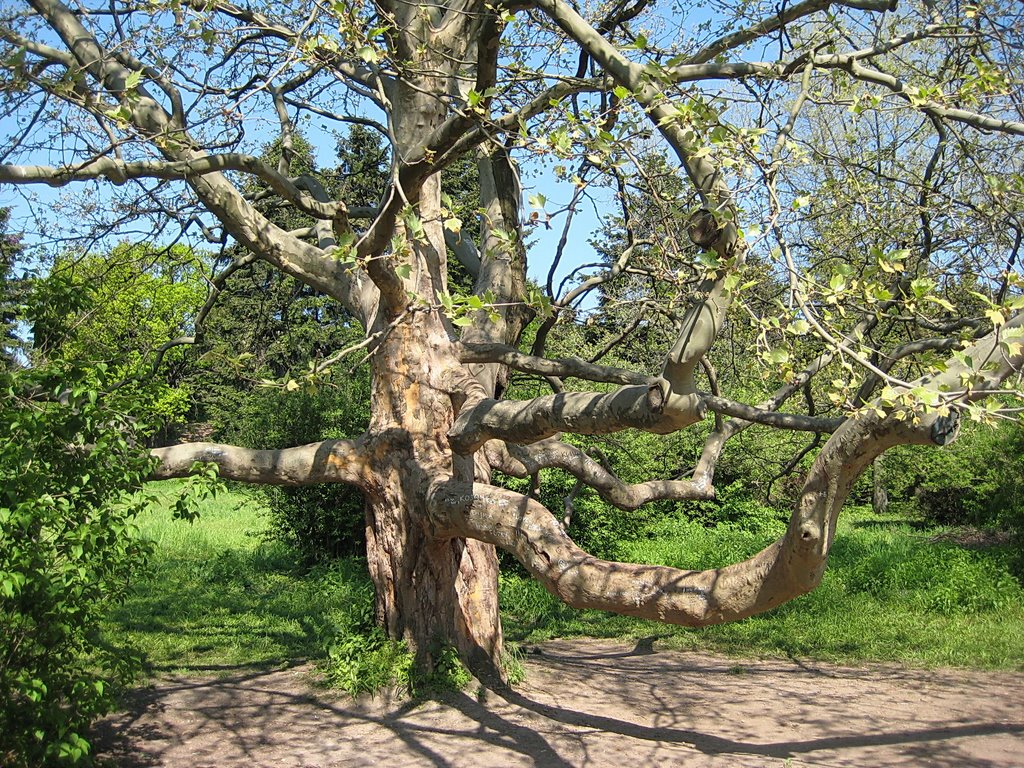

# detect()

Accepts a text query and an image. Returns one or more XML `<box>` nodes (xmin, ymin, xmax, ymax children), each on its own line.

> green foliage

<box><xmin>106</xmin><ymin>483</ymin><xmax>380</xmax><ymax>671</ymax></box>
<box><xmin>0</xmin><ymin>207</ymin><xmax>25</xmax><ymax>367</ymax></box>
<box><xmin>676</xmin><ymin>481</ymin><xmax>788</xmax><ymax>537</ymax></box>
<box><xmin>318</xmin><ymin>586</ymin><xmax>415</xmax><ymax>697</ymax></box>
<box><xmin>26</xmin><ymin>244</ymin><xmax>206</xmax><ymax>432</ymax></box>
<box><xmin>841</xmin><ymin>535</ymin><xmax>1021</xmax><ymax>615</ymax></box>
<box><xmin>322</xmin><ymin>625</ymin><xmax>414</xmax><ymax>697</ymax></box>
<box><xmin>218</xmin><ymin>380</ymin><xmax>371</xmax><ymax>563</ymax></box>
<box><xmin>0</xmin><ymin>360</ymin><xmax>156</xmax><ymax>766</ymax></box>
<box><xmin>880</xmin><ymin>419</ymin><xmax>1024</xmax><ymax>530</ymax></box>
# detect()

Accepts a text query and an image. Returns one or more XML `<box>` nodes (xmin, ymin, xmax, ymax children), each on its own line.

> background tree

<box><xmin>1</xmin><ymin>0</ymin><xmax>1022</xmax><ymax>686</ymax></box>
<box><xmin>0</xmin><ymin>207</ymin><xmax>25</xmax><ymax>367</ymax></box>
<box><xmin>0</xmin><ymin>266</ymin><xmax>211</xmax><ymax>766</ymax></box>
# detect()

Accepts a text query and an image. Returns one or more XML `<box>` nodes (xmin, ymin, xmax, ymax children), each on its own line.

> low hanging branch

<box><xmin>428</xmin><ymin>478</ymin><xmax>790</xmax><ymax>625</ymax></box>
<box><xmin>150</xmin><ymin>439</ymin><xmax>370</xmax><ymax>487</ymax></box>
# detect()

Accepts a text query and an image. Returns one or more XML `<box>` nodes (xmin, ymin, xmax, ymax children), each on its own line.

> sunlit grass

<box><xmin>107</xmin><ymin>486</ymin><xmax>1024</xmax><ymax>673</ymax></box>
<box><xmin>103</xmin><ymin>481</ymin><xmax>374</xmax><ymax>673</ymax></box>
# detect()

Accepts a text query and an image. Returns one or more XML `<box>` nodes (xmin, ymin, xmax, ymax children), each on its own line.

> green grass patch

<box><xmin>107</xmin><ymin>486</ymin><xmax>1024</xmax><ymax>677</ymax></box>
<box><xmin>103</xmin><ymin>481</ymin><xmax>377</xmax><ymax>674</ymax></box>
<box><xmin>500</xmin><ymin>507</ymin><xmax>1024</xmax><ymax>669</ymax></box>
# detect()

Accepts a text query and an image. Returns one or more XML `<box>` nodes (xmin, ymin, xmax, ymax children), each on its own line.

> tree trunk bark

<box><xmin>358</xmin><ymin>193</ymin><xmax>506</xmax><ymax>679</ymax></box>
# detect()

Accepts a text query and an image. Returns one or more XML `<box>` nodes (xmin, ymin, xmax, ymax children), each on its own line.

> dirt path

<box><xmin>95</xmin><ymin>638</ymin><xmax>1024</xmax><ymax>767</ymax></box>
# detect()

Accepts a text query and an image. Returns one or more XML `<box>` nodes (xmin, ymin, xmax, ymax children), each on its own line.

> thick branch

<box><xmin>428</xmin><ymin>480</ymin><xmax>799</xmax><ymax>625</ymax></box>
<box><xmin>449</xmin><ymin>383</ymin><xmax>690</xmax><ymax>454</ymax></box>
<box><xmin>433</xmin><ymin>368</ymin><xmax>977</xmax><ymax>626</ymax></box>
<box><xmin>150</xmin><ymin>439</ymin><xmax>370</xmax><ymax>487</ymax></box>
<box><xmin>0</xmin><ymin>154</ymin><xmax>345</xmax><ymax>220</ymax></box>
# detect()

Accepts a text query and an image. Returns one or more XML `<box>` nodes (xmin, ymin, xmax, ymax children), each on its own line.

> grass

<box><xmin>103</xmin><ymin>481</ymin><xmax>376</xmax><ymax>674</ymax></box>
<box><xmin>106</xmin><ymin>483</ymin><xmax>1024</xmax><ymax>678</ymax></box>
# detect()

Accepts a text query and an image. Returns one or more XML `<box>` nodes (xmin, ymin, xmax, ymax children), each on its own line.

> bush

<box><xmin>881</xmin><ymin>419</ymin><xmax>1024</xmax><ymax>530</ymax></box>
<box><xmin>215</xmin><ymin>379</ymin><xmax>370</xmax><ymax>563</ymax></box>
<box><xmin>0</xmin><ymin>363</ymin><xmax>156</xmax><ymax>766</ymax></box>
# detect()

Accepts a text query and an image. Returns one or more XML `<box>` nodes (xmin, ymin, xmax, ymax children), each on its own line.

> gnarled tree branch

<box><xmin>449</xmin><ymin>382</ymin><xmax>686</xmax><ymax>454</ymax></box>
<box><xmin>486</xmin><ymin>438</ymin><xmax>714</xmax><ymax>509</ymax></box>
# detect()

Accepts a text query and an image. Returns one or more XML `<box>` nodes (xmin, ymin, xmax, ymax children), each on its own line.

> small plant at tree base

<box><xmin>412</xmin><ymin>645</ymin><xmax>474</xmax><ymax>695</ymax></box>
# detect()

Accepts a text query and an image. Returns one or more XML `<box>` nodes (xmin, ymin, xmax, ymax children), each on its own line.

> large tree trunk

<box><xmin>361</xmin><ymin>315</ymin><xmax>505</xmax><ymax>674</ymax></box>
<box><xmin>357</xmin><ymin>59</ymin><xmax>507</xmax><ymax>671</ymax></box>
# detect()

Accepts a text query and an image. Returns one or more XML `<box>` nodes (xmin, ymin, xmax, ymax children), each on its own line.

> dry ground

<box><xmin>94</xmin><ymin>638</ymin><xmax>1024</xmax><ymax>767</ymax></box>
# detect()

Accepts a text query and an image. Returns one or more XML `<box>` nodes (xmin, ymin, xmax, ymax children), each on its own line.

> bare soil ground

<box><xmin>94</xmin><ymin>638</ymin><xmax>1024</xmax><ymax>767</ymax></box>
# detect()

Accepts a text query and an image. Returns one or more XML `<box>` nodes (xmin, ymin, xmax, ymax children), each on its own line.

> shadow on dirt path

<box><xmin>94</xmin><ymin>638</ymin><xmax>1024</xmax><ymax>767</ymax></box>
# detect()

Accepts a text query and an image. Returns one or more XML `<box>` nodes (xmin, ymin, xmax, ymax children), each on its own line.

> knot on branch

<box><xmin>930</xmin><ymin>409</ymin><xmax>961</xmax><ymax>446</ymax></box>
<box><xmin>687</xmin><ymin>208</ymin><xmax>722</xmax><ymax>249</ymax></box>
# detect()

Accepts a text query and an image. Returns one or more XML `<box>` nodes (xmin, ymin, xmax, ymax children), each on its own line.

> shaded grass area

<box><xmin>108</xmin><ymin>485</ymin><xmax>1024</xmax><ymax>675</ymax></box>
<box><xmin>103</xmin><ymin>481</ymin><xmax>373</xmax><ymax>673</ymax></box>
<box><xmin>500</xmin><ymin>508</ymin><xmax>1024</xmax><ymax>669</ymax></box>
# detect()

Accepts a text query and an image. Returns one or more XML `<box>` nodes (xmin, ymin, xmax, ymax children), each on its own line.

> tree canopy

<box><xmin>1</xmin><ymin>0</ymin><xmax>1023</xmax><ymax>678</ymax></box>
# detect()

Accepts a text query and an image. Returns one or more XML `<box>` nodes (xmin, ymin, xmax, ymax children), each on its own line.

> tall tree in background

<box><xmin>1</xmin><ymin>0</ymin><xmax>1023</xmax><ymax>678</ymax></box>
<box><xmin>0</xmin><ymin>207</ymin><xmax>24</xmax><ymax>367</ymax></box>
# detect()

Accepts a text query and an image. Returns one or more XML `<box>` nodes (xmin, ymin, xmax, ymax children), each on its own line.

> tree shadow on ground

<box><xmin>94</xmin><ymin>637</ymin><xmax>1024</xmax><ymax>767</ymax></box>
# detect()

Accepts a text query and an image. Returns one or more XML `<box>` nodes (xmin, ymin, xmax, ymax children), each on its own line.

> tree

<box><xmin>2</xmin><ymin>0</ymin><xmax>1022</xmax><ymax>680</ymax></box>
<box><xmin>0</xmin><ymin>207</ymin><xmax>25</xmax><ymax>367</ymax></box>
<box><xmin>0</xmin><ymin>306</ymin><xmax>165</xmax><ymax>767</ymax></box>
<box><xmin>29</xmin><ymin>243</ymin><xmax>206</xmax><ymax>434</ymax></box>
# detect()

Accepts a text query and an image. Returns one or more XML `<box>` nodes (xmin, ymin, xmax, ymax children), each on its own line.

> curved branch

<box><xmin>835</xmin><ymin>58</ymin><xmax>1024</xmax><ymax>136</ymax></box>
<box><xmin>486</xmin><ymin>439</ymin><xmax>714</xmax><ymax>510</ymax></box>
<box><xmin>432</xmin><ymin>386</ymin><xmax>965</xmax><ymax>626</ymax></box>
<box><xmin>150</xmin><ymin>438</ymin><xmax>370</xmax><ymax>487</ymax></box>
<box><xmin>692</xmin><ymin>350</ymin><xmax>834</xmax><ymax>486</ymax></box>
<box><xmin>429</xmin><ymin>479</ymin><xmax>791</xmax><ymax>625</ymax></box>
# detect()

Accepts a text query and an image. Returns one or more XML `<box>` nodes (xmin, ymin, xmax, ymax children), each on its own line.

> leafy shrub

<box><xmin>416</xmin><ymin>645</ymin><xmax>474</xmax><ymax>694</ymax></box>
<box><xmin>217</xmin><ymin>380</ymin><xmax>370</xmax><ymax>563</ymax></box>
<box><xmin>0</xmin><ymin>363</ymin><xmax>156</xmax><ymax>766</ymax></box>
<box><xmin>323</xmin><ymin>628</ymin><xmax>414</xmax><ymax>697</ymax></box>
<box><xmin>319</xmin><ymin>586</ymin><xmax>414</xmax><ymax>696</ymax></box>
<box><xmin>881</xmin><ymin>419</ymin><xmax>1024</xmax><ymax>530</ymax></box>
